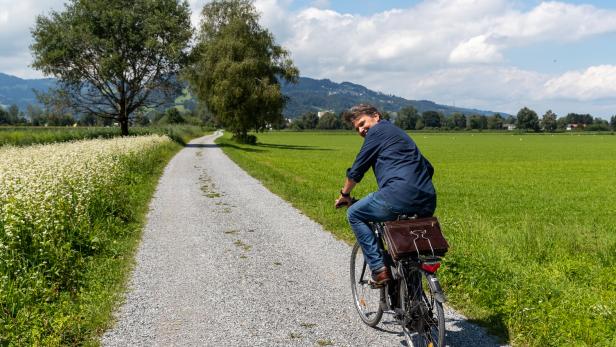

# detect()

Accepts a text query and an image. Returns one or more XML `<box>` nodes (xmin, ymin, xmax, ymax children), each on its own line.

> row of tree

<box><xmin>284</xmin><ymin>107</ymin><xmax>616</xmax><ymax>132</ymax></box>
<box><xmin>19</xmin><ymin>0</ymin><xmax>616</xmax><ymax>138</ymax></box>
<box><xmin>0</xmin><ymin>101</ymin><xmax>214</xmax><ymax>127</ymax></box>
<box><xmin>29</xmin><ymin>0</ymin><xmax>295</xmax><ymax>141</ymax></box>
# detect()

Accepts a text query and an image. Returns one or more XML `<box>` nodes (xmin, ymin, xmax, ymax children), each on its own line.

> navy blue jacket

<box><xmin>346</xmin><ymin>120</ymin><xmax>436</xmax><ymax>215</ymax></box>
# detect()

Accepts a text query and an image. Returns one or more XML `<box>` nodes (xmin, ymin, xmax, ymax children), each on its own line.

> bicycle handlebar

<box><xmin>335</xmin><ymin>197</ymin><xmax>358</xmax><ymax>209</ymax></box>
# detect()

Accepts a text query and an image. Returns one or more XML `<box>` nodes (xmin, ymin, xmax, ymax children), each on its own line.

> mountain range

<box><xmin>0</xmin><ymin>72</ymin><xmax>508</xmax><ymax>117</ymax></box>
<box><xmin>0</xmin><ymin>73</ymin><xmax>56</xmax><ymax>110</ymax></box>
<box><xmin>280</xmin><ymin>77</ymin><xmax>508</xmax><ymax>117</ymax></box>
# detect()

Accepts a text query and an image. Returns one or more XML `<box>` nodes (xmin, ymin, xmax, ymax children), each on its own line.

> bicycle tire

<box><xmin>350</xmin><ymin>242</ymin><xmax>384</xmax><ymax>327</ymax></box>
<box><xmin>399</xmin><ymin>268</ymin><xmax>445</xmax><ymax>347</ymax></box>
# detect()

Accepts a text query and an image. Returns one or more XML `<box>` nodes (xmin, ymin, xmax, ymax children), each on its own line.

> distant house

<box><xmin>566</xmin><ymin>123</ymin><xmax>585</xmax><ymax>131</ymax></box>
<box><xmin>503</xmin><ymin>123</ymin><xmax>516</xmax><ymax>131</ymax></box>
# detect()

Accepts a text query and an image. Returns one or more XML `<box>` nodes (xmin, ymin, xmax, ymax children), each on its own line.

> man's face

<box><xmin>352</xmin><ymin>114</ymin><xmax>380</xmax><ymax>138</ymax></box>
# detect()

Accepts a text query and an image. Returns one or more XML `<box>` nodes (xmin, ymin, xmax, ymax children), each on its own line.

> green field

<box><xmin>217</xmin><ymin>131</ymin><xmax>616</xmax><ymax>346</ymax></box>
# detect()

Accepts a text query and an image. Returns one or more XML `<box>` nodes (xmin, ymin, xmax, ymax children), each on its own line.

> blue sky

<box><xmin>1</xmin><ymin>0</ymin><xmax>616</xmax><ymax>117</ymax></box>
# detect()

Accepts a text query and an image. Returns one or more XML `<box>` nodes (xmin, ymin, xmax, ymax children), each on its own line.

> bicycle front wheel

<box><xmin>400</xmin><ymin>269</ymin><xmax>445</xmax><ymax>347</ymax></box>
<box><xmin>350</xmin><ymin>242</ymin><xmax>384</xmax><ymax>327</ymax></box>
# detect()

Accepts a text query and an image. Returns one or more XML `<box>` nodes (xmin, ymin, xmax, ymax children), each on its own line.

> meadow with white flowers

<box><xmin>0</xmin><ymin>135</ymin><xmax>179</xmax><ymax>345</ymax></box>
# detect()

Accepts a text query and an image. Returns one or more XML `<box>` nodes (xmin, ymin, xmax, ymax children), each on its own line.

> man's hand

<box><xmin>335</xmin><ymin>194</ymin><xmax>353</xmax><ymax>208</ymax></box>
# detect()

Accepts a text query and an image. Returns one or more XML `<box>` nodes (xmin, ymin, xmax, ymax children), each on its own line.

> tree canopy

<box><xmin>187</xmin><ymin>0</ymin><xmax>298</xmax><ymax>142</ymax></box>
<box><xmin>394</xmin><ymin>106</ymin><xmax>419</xmax><ymax>130</ymax></box>
<box><xmin>516</xmin><ymin>107</ymin><xmax>540</xmax><ymax>131</ymax></box>
<box><xmin>541</xmin><ymin>110</ymin><xmax>558</xmax><ymax>132</ymax></box>
<box><xmin>31</xmin><ymin>0</ymin><xmax>192</xmax><ymax>135</ymax></box>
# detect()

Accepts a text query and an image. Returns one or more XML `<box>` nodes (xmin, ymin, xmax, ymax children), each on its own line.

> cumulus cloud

<box><xmin>264</xmin><ymin>0</ymin><xmax>616</xmax><ymax>116</ymax></box>
<box><xmin>543</xmin><ymin>65</ymin><xmax>616</xmax><ymax>101</ymax></box>
<box><xmin>0</xmin><ymin>0</ymin><xmax>68</xmax><ymax>77</ymax></box>
<box><xmin>3</xmin><ymin>0</ymin><xmax>616</xmax><ymax>116</ymax></box>
<box><xmin>449</xmin><ymin>35</ymin><xmax>503</xmax><ymax>64</ymax></box>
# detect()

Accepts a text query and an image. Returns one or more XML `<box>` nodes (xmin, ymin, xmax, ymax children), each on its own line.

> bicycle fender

<box><xmin>426</xmin><ymin>273</ymin><xmax>447</xmax><ymax>303</ymax></box>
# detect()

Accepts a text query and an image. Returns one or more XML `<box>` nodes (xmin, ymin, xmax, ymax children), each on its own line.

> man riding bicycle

<box><xmin>335</xmin><ymin>104</ymin><xmax>436</xmax><ymax>287</ymax></box>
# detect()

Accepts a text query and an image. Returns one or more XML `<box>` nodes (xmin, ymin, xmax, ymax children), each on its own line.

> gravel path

<box><xmin>102</xmin><ymin>132</ymin><xmax>506</xmax><ymax>347</ymax></box>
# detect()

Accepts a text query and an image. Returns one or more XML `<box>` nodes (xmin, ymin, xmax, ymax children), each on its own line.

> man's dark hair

<box><xmin>344</xmin><ymin>104</ymin><xmax>381</xmax><ymax>123</ymax></box>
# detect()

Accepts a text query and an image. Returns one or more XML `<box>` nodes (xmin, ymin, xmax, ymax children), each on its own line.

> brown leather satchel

<box><xmin>382</xmin><ymin>217</ymin><xmax>449</xmax><ymax>259</ymax></box>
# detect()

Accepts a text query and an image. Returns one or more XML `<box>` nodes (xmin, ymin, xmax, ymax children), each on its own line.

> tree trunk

<box><xmin>119</xmin><ymin>99</ymin><xmax>129</xmax><ymax>136</ymax></box>
<box><xmin>120</xmin><ymin>119</ymin><xmax>129</xmax><ymax>136</ymax></box>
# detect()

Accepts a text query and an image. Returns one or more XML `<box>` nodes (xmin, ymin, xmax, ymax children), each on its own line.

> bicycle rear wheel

<box><xmin>350</xmin><ymin>242</ymin><xmax>384</xmax><ymax>327</ymax></box>
<box><xmin>399</xmin><ymin>269</ymin><xmax>445</xmax><ymax>347</ymax></box>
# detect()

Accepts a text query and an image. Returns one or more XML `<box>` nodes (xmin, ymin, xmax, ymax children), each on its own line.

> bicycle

<box><xmin>349</xmin><ymin>216</ymin><xmax>447</xmax><ymax>346</ymax></box>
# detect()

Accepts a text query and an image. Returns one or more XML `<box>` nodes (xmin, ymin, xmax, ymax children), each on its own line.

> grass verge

<box><xmin>1</xmin><ymin>131</ymin><xmax>207</xmax><ymax>345</ymax></box>
<box><xmin>216</xmin><ymin>131</ymin><xmax>616</xmax><ymax>346</ymax></box>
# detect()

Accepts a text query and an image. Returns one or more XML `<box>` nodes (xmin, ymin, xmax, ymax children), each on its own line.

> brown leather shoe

<box><xmin>369</xmin><ymin>266</ymin><xmax>391</xmax><ymax>287</ymax></box>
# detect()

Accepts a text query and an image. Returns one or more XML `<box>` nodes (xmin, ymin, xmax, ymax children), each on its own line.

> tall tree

<box><xmin>564</xmin><ymin>113</ymin><xmax>593</xmax><ymax>126</ymax></box>
<box><xmin>422</xmin><ymin>111</ymin><xmax>442</xmax><ymax>128</ymax></box>
<box><xmin>316</xmin><ymin>112</ymin><xmax>340</xmax><ymax>129</ymax></box>
<box><xmin>187</xmin><ymin>0</ymin><xmax>298</xmax><ymax>142</ymax></box>
<box><xmin>394</xmin><ymin>106</ymin><xmax>419</xmax><ymax>130</ymax></box>
<box><xmin>31</xmin><ymin>0</ymin><xmax>192</xmax><ymax>135</ymax></box>
<box><xmin>516</xmin><ymin>107</ymin><xmax>539</xmax><ymax>131</ymax></box>
<box><xmin>469</xmin><ymin>115</ymin><xmax>487</xmax><ymax>129</ymax></box>
<box><xmin>449</xmin><ymin>112</ymin><xmax>467</xmax><ymax>129</ymax></box>
<box><xmin>611</xmin><ymin>115</ymin><xmax>616</xmax><ymax>131</ymax></box>
<box><xmin>300</xmin><ymin>112</ymin><xmax>319</xmax><ymax>129</ymax></box>
<box><xmin>541</xmin><ymin>110</ymin><xmax>558</xmax><ymax>132</ymax></box>
<box><xmin>487</xmin><ymin>113</ymin><xmax>503</xmax><ymax>130</ymax></box>
<box><xmin>0</xmin><ymin>107</ymin><xmax>9</xmax><ymax>125</ymax></box>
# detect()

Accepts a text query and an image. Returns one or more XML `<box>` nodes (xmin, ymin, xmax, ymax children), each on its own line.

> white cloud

<box><xmin>0</xmin><ymin>0</ymin><xmax>65</xmax><ymax>77</ymax></box>
<box><xmin>3</xmin><ymin>0</ymin><xmax>616</xmax><ymax>116</ymax></box>
<box><xmin>543</xmin><ymin>65</ymin><xmax>616</xmax><ymax>101</ymax></box>
<box><xmin>449</xmin><ymin>35</ymin><xmax>503</xmax><ymax>64</ymax></box>
<box><xmin>259</xmin><ymin>0</ymin><xmax>616</xmax><ymax>116</ymax></box>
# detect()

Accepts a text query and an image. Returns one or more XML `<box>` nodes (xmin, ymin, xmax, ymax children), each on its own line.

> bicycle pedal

<box><xmin>368</xmin><ymin>278</ymin><xmax>390</xmax><ymax>289</ymax></box>
<box><xmin>369</xmin><ymin>282</ymin><xmax>385</xmax><ymax>289</ymax></box>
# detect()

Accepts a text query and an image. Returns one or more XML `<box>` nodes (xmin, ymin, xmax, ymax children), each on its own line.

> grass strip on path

<box><xmin>217</xmin><ymin>131</ymin><xmax>616</xmax><ymax>347</ymax></box>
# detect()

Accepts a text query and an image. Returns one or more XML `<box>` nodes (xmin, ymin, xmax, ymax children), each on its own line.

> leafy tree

<box><xmin>187</xmin><ymin>0</ymin><xmax>298</xmax><ymax>143</ymax></box>
<box><xmin>422</xmin><ymin>111</ymin><xmax>441</xmax><ymax>128</ymax></box>
<box><xmin>516</xmin><ymin>107</ymin><xmax>539</xmax><ymax>131</ymax></box>
<box><xmin>415</xmin><ymin>118</ymin><xmax>425</xmax><ymax>130</ymax></box>
<box><xmin>395</xmin><ymin>106</ymin><xmax>419</xmax><ymax>130</ymax></box>
<box><xmin>316</xmin><ymin>112</ymin><xmax>340</xmax><ymax>129</ymax></box>
<box><xmin>541</xmin><ymin>110</ymin><xmax>558</xmax><ymax>132</ymax></box>
<box><xmin>7</xmin><ymin>105</ymin><xmax>22</xmax><ymax>124</ymax></box>
<box><xmin>158</xmin><ymin>108</ymin><xmax>186</xmax><ymax>124</ymax></box>
<box><xmin>0</xmin><ymin>107</ymin><xmax>9</xmax><ymax>125</ymax></box>
<box><xmin>337</xmin><ymin>111</ymin><xmax>353</xmax><ymax>130</ymax></box>
<box><xmin>611</xmin><ymin>115</ymin><xmax>616</xmax><ymax>131</ymax></box>
<box><xmin>31</xmin><ymin>0</ymin><xmax>192</xmax><ymax>135</ymax></box>
<box><xmin>564</xmin><ymin>113</ymin><xmax>593</xmax><ymax>126</ymax></box>
<box><xmin>26</xmin><ymin>105</ymin><xmax>45</xmax><ymax>125</ymax></box>
<box><xmin>469</xmin><ymin>115</ymin><xmax>487</xmax><ymax>129</ymax></box>
<box><xmin>79</xmin><ymin>113</ymin><xmax>99</xmax><ymax>126</ymax></box>
<box><xmin>556</xmin><ymin>117</ymin><xmax>568</xmax><ymax>130</ymax></box>
<box><xmin>587</xmin><ymin>117</ymin><xmax>610</xmax><ymax>131</ymax></box>
<box><xmin>487</xmin><ymin>114</ymin><xmax>503</xmax><ymax>130</ymax></box>
<box><xmin>300</xmin><ymin>112</ymin><xmax>319</xmax><ymax>129</ymax></box>
<box><xmin>449</xmin><ymin>112</ymin><xmax>466</xmax><ymax>129</ymax></box>
<box><xmin>381</xmin><ymin>111</ymin><xmax>391</xmax><ymax>121</ymax></box>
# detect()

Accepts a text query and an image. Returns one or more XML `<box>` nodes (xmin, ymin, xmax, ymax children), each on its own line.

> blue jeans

<box><xmin>347</xmin><ymin>193</ymin><xmax>400</xmax><ymax>272</ymax></box>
